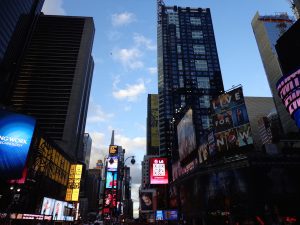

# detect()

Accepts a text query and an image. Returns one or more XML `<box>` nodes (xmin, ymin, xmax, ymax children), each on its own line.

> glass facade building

<box><xmin>251</xmin><ymin>12</ymin><xmax>298</xmax><ymax>135</ymax></box>
<box><xmin>157</xmin><ymin>3</ymin><xmax>224</xmax><ymax>157</ymax></box>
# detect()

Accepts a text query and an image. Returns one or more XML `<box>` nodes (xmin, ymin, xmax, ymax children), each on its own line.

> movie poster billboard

<box><xmin>0</xmin><ymin>109</ymin><xmax>36</xmax><ymax>179</ymax></box>
<box><xmin>150</xmin><ymin>158</ymin><xmax>168</xmax><ymax>184</ymax></box>
<box><xmin>41</xmin><ymin>197</ymin><xmax>55</xmax><ymax>215</ymax></box>
<box><xmin>106</xmin><ymin>171</ymin><xmax>117</xmax><ymax>189</ymax></box>
<box><xmin>104</xmin><ymin>189</ymin><xmax>117</xmax><ymax>208</ymax></box>
<box><xmin>107</xmin><ymin>156</ymin><xmax>118</xmax><ymax>171</ymax></box>
<box><xmin>52</xmin><ymin>200</ymin><xmax>68</xmax><ymax>221</ymax></box>
<box><xmin>177</xmin><ymin>109</ymin><xmax>196</xmax><ymax>161</ymax></box>
<box><xmin>210</xmin><ymin>87</ymin><xmax>253</xmax><ymax>155</ymax></box>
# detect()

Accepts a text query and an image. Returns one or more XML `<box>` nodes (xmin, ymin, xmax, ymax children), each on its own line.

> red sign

<box><xmin>150</xmin><ymin>158</ymin><xmax>168</xmax><ymax>184</ymax></box>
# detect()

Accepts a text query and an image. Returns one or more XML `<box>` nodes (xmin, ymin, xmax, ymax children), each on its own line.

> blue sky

<box><xmin>42</xmin><ymin>0</ymin><xmax>293</xmax><ymax>217</ymax></box>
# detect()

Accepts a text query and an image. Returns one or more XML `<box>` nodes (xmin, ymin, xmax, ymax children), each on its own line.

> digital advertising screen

<box><xmin>150</xmin><ymin>158</ymin><xmax>168</xmax><ymax>184</ymax></box>
<box><xmin>41</xmin><ymin>197</ymin><xmax>55</xmax><ymax>215</ymax></box>
<box><xmin>107</xmin><ymin>156</ymin><xmax>118</xmax><ymax>171</ymax></box>
<box><xmin>109</xmin><ymin>145</ymin><xmax>118</xmax><ymax>156</ymax></box>
<box><xmin>106</xmin><ymin>171</ymin><xmax>117</xmax><ymax>189</ymax></box>
<box><xmin>140</xmin><ymin>192</ymin><xmax>153</xmax><ymax>211</ymax></box>
<box><xmin>177</xmin><ymin>109</ymin><xmax>196</xmax><ymax>161</ymax></box>
<box><xmin>104</xmin><ymin>189</ymin><xmax>117</xmax><ymax>208</ymax></box>
<box><xmin>52</xmin><ymin>200</ymin><xmax>68</xmax><ymax>221</ymax></box>
<box><xmin>164</xmin><ymin>210</ymin><xmax>178</xmax><ymax>220</ymax></box>
<box><xmin>65</xmin><ymin>164</ymin><xmax>83</xmax><ymax>202</ymax></box>
<box><xmin>156</xmin><ymin>210</ymin><xmax>164</xmax><ymax>220</ymax></box>
<box><xmin>0</xmin><ymin>109</ymin><xmax>36</xmax><ymax>179</ymax></box>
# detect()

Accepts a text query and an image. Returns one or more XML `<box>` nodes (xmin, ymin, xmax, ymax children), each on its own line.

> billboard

<box><xmin>276</xmin><ymin>68</ymin><xmax>300</xmax><ymax>127</ymax></box>
<box><xmin>0</xmin><ymin>109</ymin><xmax>36</xmax><ymax>179</ymax></box>
<box><xmin>150</xmin><ymin>158</ymin><xmax>168</xmax><ymax>184</ymax></box>
<box><xmin>107</xmin><ymin>156</ymin><xmax>118</xmax><ymax>171</ymax></box>
<box><xmin>209</xmin><ymin>87</ymin><xmax>253</xmax><ymax>157</ymax></box>
<box><xmin>150</xmin><ymin>94</ymin><xmax>159</xmax><ymax>147</ymax></box>
<box><xmin>65</xmin><ymin>164</ymin><xmax>83</xmax><ymax>202</ymax></box>
<box><xmin>177</xmin><ymin>109</ymin><xmax>196</xmax><ymax>161</ymax></box>
<box><xmin>140</xmin><ymin>191</ymin><xmax>153</xmax><ymax>211</ymax></box>
<box><xmin>41</xmin><ymin>197</ymin><xmax>55</xmax><ymax>215</ymax></box>
<box><xmin>109</xmin><ymin>145</ymin><xmax>118</xmax><ymax>156</ymax></box>
<box><xmin>106</xmin><ymin>171</ymin><xmax>117</xmax><ymax>189</ymax></box>
<box><xmin>40</xmin><ymin>197</ymin><xmax>74</xmax><ymax>221</ymax></box>
<box><xmin>104</xmin><ymin>189</ymin><xmax>117</xmax><ymax>208</ymax></box>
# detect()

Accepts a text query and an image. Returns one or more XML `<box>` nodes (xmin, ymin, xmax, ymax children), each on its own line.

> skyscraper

<box><xmin>146</xmin><ymin>94</ymin><xmax>159</xmax><ymax>156</ymax></box>
<box><xmin>9</xmin><ymin>15</ymin><xmax>95</xmax><ymax>160</ymax></box>
<box><xmin>251</xmin><ymin>12</ymin><xmax>298</xmax><ymax>135</ymax></box>
<box><xmin>157</xmin><ymin>2</ymin><xmax>224</xmax><ymax>157</ymax></box>
<box><xmin>0</xmin><ymin>0</ymin><xmax>44</xmax><ymax>103</ymax></box>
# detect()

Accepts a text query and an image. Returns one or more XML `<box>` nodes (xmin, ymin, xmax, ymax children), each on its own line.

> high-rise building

<box><xmin>157</xmin><ymin>2</ymin><xmax>224</xmax><ymax>157</ymax></box>
<box><xmin>82</xmin><ymin>133</ymin><xmax>92</xmax><ymax>169</ymax></box>
<box><xmin>251</xmin><ymin>12</ymin><xmax>298</xmax><ymax>135</ymax></box>
<box><xmin>146</xmin><ymin>94</ymin><xmax>159</xmax><ymax>156</ymax></box>
<box><xmin>9</xmin><ymin>15</ymin><xmax>95</xmax><ymax>160</ymax></box>
<box><xmin>0</xmin><ymin>0</ymin><xmax>44</xmax><ymax>103</ymax></box>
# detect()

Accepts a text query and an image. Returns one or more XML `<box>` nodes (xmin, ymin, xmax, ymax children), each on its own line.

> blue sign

<box><xmin>0</xmin><ymin>109</ymin><xmax>36</xmax><ymax>179</ymax></box>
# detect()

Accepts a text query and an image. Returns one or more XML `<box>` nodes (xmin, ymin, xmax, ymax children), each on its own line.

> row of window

<box><xmin>178</xmin><ymin>59</ymin><xmax>208</xmax><ymax>71</ymax></box>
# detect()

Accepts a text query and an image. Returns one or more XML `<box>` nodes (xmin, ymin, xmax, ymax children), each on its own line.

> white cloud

<box><xmin>42</xmin><ymin>0</ymin><xmax>66</xmax><ymax>15</ymax></box>
<box><xmin>87</xmin><ymin>101</ymin><xmax>114</xmax><ymax>123</ymax></box>
<box><xmin>112</xmin><ymin>12</ymin><xmax>136</xmax><ymax>27</ymax></box>
<box><xmin>124</xmin><ymin>106</ymin><xmax>132</xmax><ymax>111</ymax></box>
<box><xmin>113</xmin><ymin>80</ymin><xmax>146</xmax><ymax>102</ymax></box>
<box><xmin>88</xmin><ymin>132</ymin><xmax>107</xmax><ymax>168</ymax></box>
<box><xmin>112</xmin><ymin>48</ymin><xmax>144</xmax><ymax>70</ymax></box>
<box><xmin>148</xmin><ymin>67</ymin><xmax>157</xmax><ymax>75</ymax></box>
<box><xmin>134</xmin><ymin>33</ymin><xmax>156</xmax><ymax>51</ymax></box>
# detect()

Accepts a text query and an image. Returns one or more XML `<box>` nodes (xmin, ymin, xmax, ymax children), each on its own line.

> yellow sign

<box><xmin>65</xmin><ymin>164</ymin><xmax>82</xmax><ymax>202</ymax></box>
<box><xmin>35</xmin><ymin>138</ymin><xmax>71</xmax><ymax>186</ymax></box>
<box><xmin>109</xmin><ymin>145</ymin><xmax>118</xmax><ymax>155</ymax></box>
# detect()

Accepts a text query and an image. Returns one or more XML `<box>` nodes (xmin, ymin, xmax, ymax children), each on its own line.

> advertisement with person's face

<box><xmin>177</xmin><ymin>109</ymin><xmax>196</xmax><ymax>161</ymax></box>
<box><xmin>140</xmin><ymin>192</ymin><xmax>153</xmax><ymax>211</ymax></box>
<box><xmin>41</xmin><ymin>197</ymin><xmax>55</xmax><ymax>215</ymax></box>
<box><xmin>52</xmin><ymin>200</ymin><xmax>64</xmax><ymax>221</ymax></box>
<box><xmin>107</xmin><ymin>156</ymin><xmax>118</xmax><ymax>171</ymax></box>
<box><xmin>104</xmin><ymin>190</ymin><xmax>116</xmax><ymax>208</ymax></box>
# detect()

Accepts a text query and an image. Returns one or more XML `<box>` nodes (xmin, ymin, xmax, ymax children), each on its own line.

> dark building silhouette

<box><xmin>157</xmin><ymin>3</ymin><xmax>224</xmax><ymax>157</ymax></box>
<box><xmin>0</xmin><ymin>0</ymin><xmax>44</xmax><ymax>103</ymax></box>
<box><xmin>9</xmin><ymin>15</ymin><xmax>95</xmax><ymax>160</ymax></box>
<box><xmin>146</xmin><ymin>94</ymin><xmax>159</xmax><ymax>156</ymax></box>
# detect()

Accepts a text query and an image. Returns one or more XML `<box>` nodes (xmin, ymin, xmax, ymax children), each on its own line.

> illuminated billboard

<box><xmin>41</xmin><ymin>197</ymin><xmax>55</xmax><ymax>215</ymax></box>
<box><xmin>52</xmin><ymin>200</ymin><xmax>68</xmax><ymax>221</ymax></box>
<box><xmin>177</xmin><ymin>109</ymin><xmax>196</xmax><ymax>161</ymax></box>
<box><xmin>0</xmin><ymin>109</ymin><xmax>36</xmax><ymax>179</ymax></box>
<box><xmin>276</xmin><ymin>68</ymin><xmax>300</xmax><ymax>127</ymax></box>
<box><xmin>104</xmin><ymin>189</ymin><xmax>117</xmax><ymax>208</ymax></box>
<box><xmin>40</xmin><ymin>197</ymin><xmax>74</xmax><ymax>221</ymax></box>
<box><xmin>109</xmin><ymin>145</ymin><xmax>118</xmax><ymax>156</ymax></box>
<box><xmin>106</xmin><ymin>171</ymin><xmax>117</xmax><ymax>189</ymax></box>
<box><xmin>65</xmin><ymin>164</ymin><xmax>83</xmax><ymax>202</ymax></box>
<box><xmin>150</xmin><ymin>158</ymin><xmax>168</xmax><ymax>184</ymax></box>
<box><xmin>107</xmin><ymin>156</ymin><xmax>118</xmax><ymax>171</ymax></box>
<box><xmin>140</xmin><ymin>191</ymin><xmax>153</xmax><ymax>211</ymax></box>
<box><xmin>208</xmin><ymin>87</ymin><xmax>253</xmax><ymax>160</ymax></box>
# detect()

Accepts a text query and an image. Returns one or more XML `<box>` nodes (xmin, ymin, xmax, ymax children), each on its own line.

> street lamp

<box><xmin>124</xmin><ymin>156</ymin><xmax>135</xmax><ymax>165</ymax></box>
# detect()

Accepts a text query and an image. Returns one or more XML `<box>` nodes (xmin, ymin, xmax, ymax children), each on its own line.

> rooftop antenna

<box><xmin>110</xmin><ymin>130</ymin><xmax>114</xmax><ymax>145</ymax></box>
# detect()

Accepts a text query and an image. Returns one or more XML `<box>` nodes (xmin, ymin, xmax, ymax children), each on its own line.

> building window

<box><xmin>199</xmin><ymin>95</ymin><xmax>210</xmax><ymax>108</ymax></box>
<box><xmin>190</xmin><ymin>17</ymin><xmax>201</xmax><ymax>25</ymax></box>
<box><xmin>195</xmin><ymin>60</ymin><xmax>208</xmax><ymax>71</ymax></box>
<box><xmin>197</xmin><ymin>77</ymin><xmax>210</xmax><ymax>89</ymax></box>
<box><xmin>192</xmin><ymin>31</ymin><xmax>203</xmax><ymax>39</ymax></box>
<box><xmin>178</xmin><ymin>59</ymin><xmax>183</xmax><ymax>70</ymax></box>
<box><xmin>177</xmin><ymin>44</ymin><xmax>181</xmax><ymax>53</ymax></box>
<box><xmin>201</xmin><ymin>115</ymin><xmax>210</xmax><ymax>129</ymax></box>
<box><xmin>179</xmin><ymin>76</ymin><xmax>184</xmax><ymax>88</ymax></box>
<box><xmin>193</xmin><ymin>45</ymin><xmax>205</xmax><ymax>54</ymax></box>
<box><xmin>181</xmin><ymin>95</ymin><xmax>185</xmax><ymax>107</ymax></box>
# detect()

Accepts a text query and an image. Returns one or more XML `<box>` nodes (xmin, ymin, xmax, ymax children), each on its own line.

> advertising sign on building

<box><xmin>150</xmin><ymin>95</ymin><xmax>159</xmax><ymax>147</ymax></box>
<box><xmin>177</xmin><ymin>109</ymin><xmax>196</xmax><ymax>161</ymax></box>
<box><xmin>0</xmin><ymin>109</ymin><xmax>36</xmax><ymax>179</ymax></box>
<box><xmin>107</xmin><ymin>156</ymin><xmax>118</xmax><ymax>171</ymax></box>
<box><xmin>276</xmin><ymin>68</ymin><xmax>300</xmax><ymax>127</ymax></box>
<box><xmin>198</xmin><ymin>87</ymin><xmax>253</xmax><ymax>163</ymax></box>
<box><xmin>140</xmin><ymin>191</ymin><xmax>154</xmax><ymax>211</ymax></box>
<box><xmin>65</xmin><ymin>164</ymin><xmax>83</xmax><ymax>202</ymax></box>
<box><xmin>150</xmin><ymin>158</ymin><xmax>168</xmax><ymax>184</ymax></box>
<box><xmin>106</xmin><ymin>171</ymin><xmax>117</xmax><ymax>189</ymax></box>
<box><xmin>109</xmin><ymin>145</ymin><xmax>118</xmax><ymax>156</ymax></box>
<box><xmin>40</xmin><ymin>197</ymin><xmax>74</xmax><ymax>221</ymax></box>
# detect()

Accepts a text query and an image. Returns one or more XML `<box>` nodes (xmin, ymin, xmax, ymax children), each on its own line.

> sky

<box><xmin>42</xmin><ymin>0</ymin><xmax>293</xmax><ymax>218</ymax></box>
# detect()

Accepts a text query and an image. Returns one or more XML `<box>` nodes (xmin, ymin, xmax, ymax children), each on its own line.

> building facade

<box><xmin>251</xmin><ymin>12</ymin><xmax>298</xmax><ymax>135</ymax></box>
<box><xmin>9</xmin><ymin>15</ymin><xmax>95</xmax><ymax>160</ymax></box>
<box><xmin>0</xmin><ymin>0</ymin><xmax>44</xmax><ymax>104</ymax></box>
<box><xmin>82</xmin><ymin>133</ymin><xmax>92</xmax><ymax>169</ymax></box>
<box><xmin>157</xmin><ymin>2</ymin><xmax>224</xmax><ymax>157</ymax></box>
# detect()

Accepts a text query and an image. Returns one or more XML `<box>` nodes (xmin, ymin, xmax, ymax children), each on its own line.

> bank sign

<box><xmin>0</xmin><ymin>109</ymin><xmax>36</xmax><ymax>179</ymax></box>
<box><xmin>276</xmin><ymin>68</ymin><xmax>300</xmax><ymax>128</ymax></box>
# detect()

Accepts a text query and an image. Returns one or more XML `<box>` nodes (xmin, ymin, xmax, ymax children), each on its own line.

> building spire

<box><xmin>110</xmin><ymin>130</ymin><xmax>115</xmax><ymax>145</ymax></box>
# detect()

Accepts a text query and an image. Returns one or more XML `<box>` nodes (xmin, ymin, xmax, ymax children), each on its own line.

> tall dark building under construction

<box><xmin>157</xmin><ymin>1</ymin><xmax>224</xmax><ymax>157</ymax></box>
<box><xmin>9</xmin><ymin>15</ymin><xmax>95</xmax><ymax>160</ymax></box>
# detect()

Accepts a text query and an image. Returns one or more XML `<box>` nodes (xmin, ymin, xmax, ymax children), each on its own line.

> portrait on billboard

<box><xmin>141</xmin><ymin>192</ymin><xmax>153</xmax><ymax>211</ymax></box>
<box><xmin>41</xmin><ymin>197</ymin><xmax>55</xmax><ymax>215</ymax></box>
<box><xmin>213</xmin><ymin>110</ymin><xmax>233</xmax><ymax>132</ymax></box>
<box><xmin>0</xmin><ymin>109</ymin><xmax>36</xmax><ymax>179</ymax></box>
<box><xmin>225</xmin><ymin>128</ymin><xmax>239</xmax><ymax>150</ymax></box>
<box><xmin>237</xmin><ymin>124</ymin><xmax>253</xmax><ymax>147</ymax></box>
<box><xmin>107</xmin><ymin>156</ymin><xmax>118</xmax><ymax>171</ymax></box>
<box><xmin>198</xmin><ymin>143</ymin><xmax>209</xmax><ymax>164</ymax></box>
<box><xmin>106</xmin><ymin>172</ymin><xmax>117</xmax><ymax>189</ymax></box>
<box><xmin>177</xmin><ymin>109</ymin><xmax>196</xmax><ymax>161</ymax></box>
<box><xmin>104</xmin><ymin>190</ymin><xmax>116</xmax><ymax>208</ymax></box>
<box><xmin>231</xmin><ymin>105</ymin><xmax>249</xmax><ymax>127</ymax></box>
<box><xmin>215</xmin><ymin>131</ymin><xmax>227</xmax><ymax>152</ymax></box>
<box><xmin>52</xmin><ymin>200</ymin><xmax>67</xmax><ymax>221</ymax></box>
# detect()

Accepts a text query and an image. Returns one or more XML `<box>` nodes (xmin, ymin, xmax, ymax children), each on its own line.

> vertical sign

<box><xmin>150</xmin><ymin>158</ymin><xmax>168</xmax><ymax>184</ymax></box>
<box><xmin>65</xmin><ymin>164</ymin><xmax>82</xmax><ymax>201</ymax></box>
